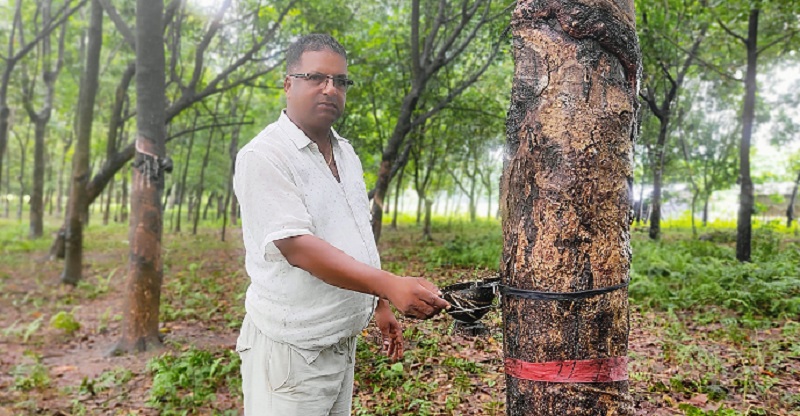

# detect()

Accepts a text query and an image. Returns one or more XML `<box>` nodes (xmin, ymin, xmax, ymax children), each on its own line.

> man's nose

<box><xmin>322</xmin><ymin>77</ymin><xmax>339</xmax><ymax>95</ymax></box>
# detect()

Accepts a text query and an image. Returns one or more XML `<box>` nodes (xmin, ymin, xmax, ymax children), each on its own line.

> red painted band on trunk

<box><xmin>505</xmin><ymin>356</ymin><xmax>628</xmax><ymax>383</ymax></box>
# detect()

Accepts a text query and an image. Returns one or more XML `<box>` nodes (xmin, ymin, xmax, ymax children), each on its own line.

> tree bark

<box><xmin>501</xmin><ymin>1</ymin><xmax>640</xmax><ymax>414</ymax></box>
<box><xmin>61</xmin><ymin>0</ymin><xmax>102</xmax><ymax>284</ymax></box>
<box><xmin>736</xmin><ymin>9</ymin><xmax>758</xmax><ymax>263</ymax></box>
<box><xmin>113</xmin><ymin>0</ymin><xmax>168</xmax><ymax>353</ymax></box>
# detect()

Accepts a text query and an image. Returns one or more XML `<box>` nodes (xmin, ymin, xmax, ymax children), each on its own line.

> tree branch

<box><xmin>420</xmin><ymin>0</ymin><xmax>446</xmax><ymax>70</ymax></box>
<box><xmin>166</xmin><ymin>119</ymin><xmax>253</xmax><ymax>141</ymax></box>
<box><xmin>757</xmin><ymin>29</ymin><xmax>798</xmax><ymax>56</ymax></box>
<box><xmin>10</xmin><ymin>0</ymin><xmax>88</xmax><ymax>62</ymax></box>
<box><xmin>717</xmin><ymin>18</ymin><xmax>746</xmax><ymax>44</ymax></box>
<box><xmin>187</xmin><ymin>0</ymin><xmax>233</xmax><ymax>92</ymax></box>
<box><xmin>409</xmin><ymin>32</ymin><xmax>503</xmax><ymax>131</ymax></box>
<box><xmin>97</xmin><ymin>0</ymin><xmax>135</xmax><ymax>49</ymax></box>
<box><xmin>411</xmin><ymin>0</ymin><xmax>422</xmax><ymax>82</ymax></box>
<box><xmin>655</xmin><ymin>28</ymin><xmax>743</xmax><ymax>83</ymax></box>
<box><xmin>639</xmin><ymin>86</ymin><xmax>662</xmax><ymax>120</ymax></box>
<box><xmin>167</xmin><ymin>0</ymin><xmax>295</xmax><ymax>120</ymax></box>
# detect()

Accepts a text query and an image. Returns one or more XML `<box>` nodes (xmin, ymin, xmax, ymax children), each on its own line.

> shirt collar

<box><xmin>279</xmin><ymin>110</ymin><xmax>346</xmax><ymax>150</ymax></box>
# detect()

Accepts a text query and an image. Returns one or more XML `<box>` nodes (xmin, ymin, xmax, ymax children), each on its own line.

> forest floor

<box><xmin>0</xmin><ymin>217</ymin><xmax>798</xmax><ymax>415</ymax></box>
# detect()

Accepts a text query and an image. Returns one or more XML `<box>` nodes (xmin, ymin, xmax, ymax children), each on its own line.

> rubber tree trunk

<box><xmin>736</xmin><ymin>9</ymin><xmax>758</xmax><ymax>263</ymax></box>
<box><xmin>30</xmin><ymin>121</ymin><xmax>48</xmax><ymax>238</ymax></box>
<box><xmin>61</xmin><ymin>0</ymin><xmax>102</xmax><ymax>284</ymax></box>
<box><xmin>114</xmin><ymin>0</ymin><xmax>168</xmax><ymax>353</ymax></box>
<box><xmin>501</xmin><ymin>1</ymin><xmax>640</xmax><ymax>414</ymax></box>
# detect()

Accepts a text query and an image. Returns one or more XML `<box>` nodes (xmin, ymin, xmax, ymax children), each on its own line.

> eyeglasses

<box><xmin>288</xmin><ymin>72</ymin><xmax>355</xmax><ymax>92</ymax></box>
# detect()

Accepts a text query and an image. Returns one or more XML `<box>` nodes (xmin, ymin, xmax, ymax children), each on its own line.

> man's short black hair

<box><xmin>286</xmin><ymin>34</ymin><xmax>347</xmax><ymax>73</ymax></box>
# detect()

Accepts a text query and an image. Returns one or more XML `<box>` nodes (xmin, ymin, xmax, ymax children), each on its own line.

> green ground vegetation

<box><xmin>0</xmin><ymin>214</ymin><xmax>798</xmax><ymax>415</ymax></box>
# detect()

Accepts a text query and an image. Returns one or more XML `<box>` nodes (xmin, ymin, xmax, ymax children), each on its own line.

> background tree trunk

<box><xmin>103</xmin><ymin>178</ymin><xmax>115</xmax><ymax>225</ymax></box>
<box><xmin>24</xmin><ymin>0</ymin><xmax>70</xmax><ymax>239</ymax></box>
<box><xmin>422</xmin><ymin>197</ymin><xmax>433</xmax><ymax>241</ymax></box>
<box><xmin>736</xmin><ymin>9</ymin><xmax>758</xmax><ymax>263</ymax></box>
<box><xmin>120</xmin><ymin>169</ymin><xmax>128</xmax><ymax>223</ymax></box>
<box><xmin>786</xmin><ymin>170</ymin><xmax>800</xmax><ymax>228</ymax></box>
<box><xmin>16</xmin><ymin>127</ymin><xmax>30</xmax><ymax>221</ymax></box>
<box><xmin>29</xmin><ymin>121</ymin><xmax>47</xmax><ymax>238</ymax></box>
<box><xmin>61</xmin><ymin>0</ymin><xmax>102</xmax><ymax>284</ymax></box>
<box><xmin>114</xmin><ymin>0</ymin><xmax>168</xmax><ymax>353</ymax></box>
<box><xmin>222</xmin><ymin>90</ymin><xmax>248</xmax><ymax>241</ymax></box>
<box><xmin>390</xmin><ymin>165</ymin><xmax>405</xmax><ymax>230</ymax></box>
<box><xmin>4</xmin><ymin>149</ymin><xmax>10</xmax><ymax>217</ymax></box>
<box><xmin>57</xmin><ymin>134</ymin><xmax>73</xmax><ymax>216</ymax></box>
<box><xmin>175</xmin><ymin>128</ymin><xmax>195</xmax><ymax>233</ymax></box>
<box><xmin>192</xmin><ymin>131</ymin><xmax>213</xmax><ymax>235</ymax></box>
<box><xmin>501</xmin><ymin>1</ymin><xmax>640</xmax><ymax>414</ymax></box>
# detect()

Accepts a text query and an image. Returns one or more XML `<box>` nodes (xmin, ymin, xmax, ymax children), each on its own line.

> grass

<box><xmin>630</xmin><ymin>226</ymin><xmax>800</xmax><ymax>320</ymax></box>
<box><xmin>147</xmin><ymin>347</ymin><xmax>241</xmax><ymax>415</ymax></box>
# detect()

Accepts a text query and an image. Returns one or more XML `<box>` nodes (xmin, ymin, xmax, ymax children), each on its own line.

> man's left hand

<box><xmin>375</xmin><ymin>300</ymin><xmax>404</xmax><ymax>362</ymax></box>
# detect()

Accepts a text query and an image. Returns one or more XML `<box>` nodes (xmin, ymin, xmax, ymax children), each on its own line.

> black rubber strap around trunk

<box><xmin>499</xmin><ymin>280</ymin><xmax>629</xmax><ymax>301</ymax></box>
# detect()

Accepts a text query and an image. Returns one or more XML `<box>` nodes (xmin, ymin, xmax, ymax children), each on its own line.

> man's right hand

<box><xmin>386</xmin><ymin>277</ymin><xmax>450</xmax><ymax>319</ymax></box>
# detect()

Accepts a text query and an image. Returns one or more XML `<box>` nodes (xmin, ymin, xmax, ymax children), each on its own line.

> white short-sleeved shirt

<box><xmin>233</xmin><ymin>111</ymin><xmax>379</xmax><ymax>362</ymax></box>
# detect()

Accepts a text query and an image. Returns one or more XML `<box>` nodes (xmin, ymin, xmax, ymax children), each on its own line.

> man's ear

<box><xmin>283</xmin><ymin>76</ymin><xmax>291</xmax><ymax>94</ymax></box>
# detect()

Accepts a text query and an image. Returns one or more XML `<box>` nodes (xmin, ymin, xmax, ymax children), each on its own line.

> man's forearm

<box><xmin>274</xmin><ymin>234</ymin><xmax>396</xmax><ymax>299</ymax></box>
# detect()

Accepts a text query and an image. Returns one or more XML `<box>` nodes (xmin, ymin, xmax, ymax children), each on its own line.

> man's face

<box><xmin>284</xmin><ymin>49</ymin><xmax>348</xmax><ymax>129</ymax></box>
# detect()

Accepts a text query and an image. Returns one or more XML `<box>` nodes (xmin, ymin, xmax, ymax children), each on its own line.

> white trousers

<box><xmin>236</xmin><ymin>314</ymin><xmax>356</xmax><ymax>416</ymax></box>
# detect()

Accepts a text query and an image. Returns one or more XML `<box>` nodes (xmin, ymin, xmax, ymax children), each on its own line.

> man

<box><xmin>233</xmin><ymin>34</ymin><xmax>449</xmax><ymax>415</ymax></box>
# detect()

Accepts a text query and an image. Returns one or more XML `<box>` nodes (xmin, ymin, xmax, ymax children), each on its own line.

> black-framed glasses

<box><xmin>288</xmin><ymin>72</ymin><xmax>355</xmax><ymax>92</ymax></box>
